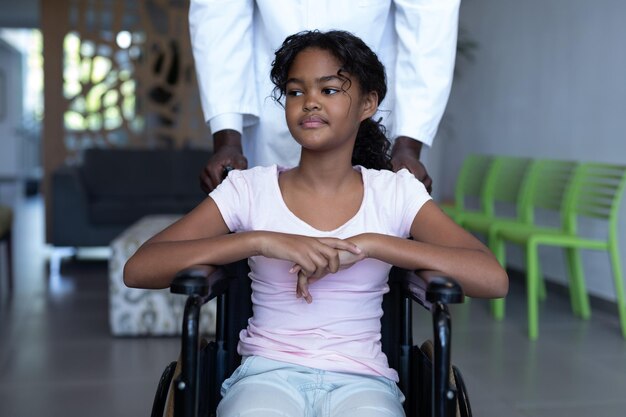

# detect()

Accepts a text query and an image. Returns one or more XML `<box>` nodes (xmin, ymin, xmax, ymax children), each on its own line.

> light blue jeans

<box><xmin>217</xmin><ymin>356</ymin><xmax>406</xmax><ymax>417</ymax></box>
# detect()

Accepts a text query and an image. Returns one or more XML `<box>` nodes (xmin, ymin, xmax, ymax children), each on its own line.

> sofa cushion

<box><xmin>80</xmin><ymin>149</ymin><xmax>210</xmax><ymax>200</ymax></box>
<box><xmin>51</xmin><ymin>148</ymin><xmax>213</xmax><ymax>247</ymax></box>
<box><xmin>171</xmin><ymin>150</ymin><xmax>213</xmax><ymax>198</ymax></box>
<box><xmin>89</xmin><ymin>198</ymin><xmax>203</xmax><ymax>225</ymax></box>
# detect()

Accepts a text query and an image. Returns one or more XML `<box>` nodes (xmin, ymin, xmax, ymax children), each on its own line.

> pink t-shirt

<box><xmin>210</xmin><ymin>165</ymin><xmax>431</xmax><ymax>381</ymax></box>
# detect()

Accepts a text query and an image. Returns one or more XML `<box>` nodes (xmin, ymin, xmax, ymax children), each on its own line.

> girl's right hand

<box><xmin>295</xmin><ymin>247</ymin><xmax>366</xmax><ymax>304</ymax></box>
<box><xmin>258</xmin><ymin>232</ymin><xmax>361</xmax><ymax>278</ymax></box>
<box><xmin>288</xmin><ymin>237</ymin><xmax>366</xmax><ymax>303</ymax></box>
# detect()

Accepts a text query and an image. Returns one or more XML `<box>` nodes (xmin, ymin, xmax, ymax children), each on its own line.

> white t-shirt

<box><xmin>209</xmin><ymin>165</ymin><xmax>431</xmax><ymax>381</ymax></box>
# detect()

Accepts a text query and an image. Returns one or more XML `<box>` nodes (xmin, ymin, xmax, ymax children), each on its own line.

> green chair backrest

<box><xmin>562</xmin><ymin>162</ymin><xmax>626</xmax><ymax>237</ymax></box>
<box><xmin>516</xmin><ymin>159</ymin><xmax>578</xmax><ymax>224</ymax></box>
<box><xmin>480</xmin><ymin>156</ymin><xmax>532</xmax><ymax>217</ymax></box>
<box><xmin>452</xmin><ymin>154</ymin><xmax>494</xmax><ymax>211</ymax></box>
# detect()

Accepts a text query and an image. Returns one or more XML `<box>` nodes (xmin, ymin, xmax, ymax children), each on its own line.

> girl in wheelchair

<box><xmin>125</xmin><ymin>30</ymin><xmax>507</xmax><ymax>417</ymax></box>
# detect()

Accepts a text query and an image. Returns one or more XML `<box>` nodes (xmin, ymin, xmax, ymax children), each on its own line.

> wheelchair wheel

<box><xmin>452</xmin><ymin>365</ymin><xmax>472</xmax><ymax>417</ymax></box>
<box><xmin>151</xmin><ymin>361</ymin><xmax>178</xmax><ymax>417</ymax></box>
<box><xmin>420</xmin><ymin>339</ymin><xmax>465</xmax><ymax>417</ymax></box>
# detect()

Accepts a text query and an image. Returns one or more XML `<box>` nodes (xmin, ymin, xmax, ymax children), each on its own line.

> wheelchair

<box><xmin>151</xmin><ymin>260</ymin><xmax>473</xmax><ymax>417</ymax></box>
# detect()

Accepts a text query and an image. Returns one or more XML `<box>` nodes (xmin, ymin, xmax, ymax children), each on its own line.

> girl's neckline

<box><xmin>273</xmin><ymin>165</ymin><xmax>367</xmax><ymax>233</ymax></box>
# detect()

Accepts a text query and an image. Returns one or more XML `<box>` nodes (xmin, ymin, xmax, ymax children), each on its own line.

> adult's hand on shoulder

<box><xmin>199</xmin><ymin>129</ymin><xmax>248</xmax><ymax>193</ymax></box>
<box><xmin>391</xmin><ymin>136</ymin><xmax>433</xmax><ymax>194</ymax></box>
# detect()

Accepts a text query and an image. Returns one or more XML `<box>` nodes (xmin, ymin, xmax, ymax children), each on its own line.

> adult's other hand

<box><xmin>390</xmin><ymin>136</ymin><xmax>432</xmax><ymax>194</ymax></box>
<box><xmin>199</xmin><ymin>129</ymin><xmax>248</xmax><ymax>193</ymax></box>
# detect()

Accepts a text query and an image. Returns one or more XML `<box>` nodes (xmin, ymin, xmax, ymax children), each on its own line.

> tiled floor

<box><xmin>2</xmin><ymin>196</ymin><xmax>626</xmax><ymax>417</ymax></box>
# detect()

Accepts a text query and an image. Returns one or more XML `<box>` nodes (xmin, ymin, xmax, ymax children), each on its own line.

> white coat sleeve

<box><xmin>393</xmin><ymin>0</ymin><xmax>460</xmax><ymax>146</ymax></box>
<box><xmin>189</xmin><ymin>0</ymin><xmax>259</xmax><ymax>133</ymax></box>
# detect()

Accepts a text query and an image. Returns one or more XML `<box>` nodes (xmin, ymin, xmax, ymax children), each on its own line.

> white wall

<box><xmin>0</xmin><ymin>0</ymin><xmax>39</xmax><ymax>28</ymax></box>
<box><xmin>434</xmin><ymin>0</ymin><xmax>626</xmax><ymax>301</ymax></box>
<box><xmin>0</xmin><ymin>41</ymin><xmax>23</xmax><ymax>180</ymax></box>
<box><xmin>0</xmin><ymin>0</ymin><xmax>37</xmax><ymax>204</ymax></box>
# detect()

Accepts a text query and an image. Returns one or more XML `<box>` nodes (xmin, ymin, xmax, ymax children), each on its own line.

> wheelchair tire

<box><xmin>151</xmin><ymin>361</ymin><xmax>178</xmax><ymax>417</ymax></box>
<box><xmin>420</xmin><ymin>339</ymin><xmax>463</xmax><ymax>417</ymax></box>
<box><xmin>452</xmin><ymin>365</ymin><xmax>472</xmax><ymax>417</ymax></box>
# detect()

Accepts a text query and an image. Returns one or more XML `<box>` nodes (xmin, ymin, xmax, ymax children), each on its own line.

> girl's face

<box><xmin>284</xmin><ymin>47</ymin><xmax>377</xmax><ymax>154</ymax></box>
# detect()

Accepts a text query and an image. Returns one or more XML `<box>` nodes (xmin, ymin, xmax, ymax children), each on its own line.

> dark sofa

<box><xmin>51</xmin><ymin>148</ymin><xmax>211</xmax><ymax>247</ymax></box>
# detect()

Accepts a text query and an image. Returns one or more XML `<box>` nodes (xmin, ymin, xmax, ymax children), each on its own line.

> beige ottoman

<box><xmin>109</xmin><ymin>215</ymin><xmax>216</xmax><ymax>336</ymax></box>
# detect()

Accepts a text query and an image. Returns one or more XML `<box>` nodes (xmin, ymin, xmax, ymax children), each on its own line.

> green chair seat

<box><xmin>491</xmin><ymin>223</ymin><xmax>563</xmax><ymax>245</ymax></box>
<box><xmin>528</xmin><ymin>234</ymin><xmax>608</xmax><ymax>251</ymax></box>
<box><xmin>455</xmin><ymin>212</ymin><xmax>492</xmax><ymax>231</ymax></box>
<box><xmin>459</xmin><ymin>214</ymin><xmax>527</xmax><ymax>234</ymax></box>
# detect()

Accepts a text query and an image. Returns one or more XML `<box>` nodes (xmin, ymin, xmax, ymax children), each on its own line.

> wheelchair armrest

<box><xmin>396</xmin><ymin>269</ymin><xmax>465</xmax><ymax>417</ymax></box>
<box><xmin>399</xmin><ymin>270</ymin><xmax>465</xmax><ymax>307</ymax></box>
<box><xmin>170</xmin><ymin>265</ymin><xmax>230</xmax><ymax>299</ymax></box>
<box><xmin>170</xmin><ymin>265</ymin><xmax>233</xmax><ymax>417</ymax></box>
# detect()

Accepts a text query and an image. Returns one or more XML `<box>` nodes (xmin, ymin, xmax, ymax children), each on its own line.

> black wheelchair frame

<box><xmin>152</xmin><ymin>261</ymin><xmax>472</xmax><ymax>417</ymax></box>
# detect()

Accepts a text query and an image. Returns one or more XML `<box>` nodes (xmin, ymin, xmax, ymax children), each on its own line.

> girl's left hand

<box><xmin>296</xmin><ymin>270</ymin><xmax>314</xmax><ymax>304</ymax></box>
<box><xmin>294</xmin><ymin>240</ymin><xmax>366</xmax><ymax>303</ymax></box>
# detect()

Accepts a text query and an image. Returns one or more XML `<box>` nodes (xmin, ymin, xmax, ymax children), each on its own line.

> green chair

<box><xmin>489</xmin><ymin>162</ymin><xmax>626</xmax><ymax>339</ymax></box>
<box><xmin>455</xmin><ymin>156</ymin><xmax>532</xmax><ymax>315</ymax></box>
<box><xmin>485</xmin><ymin>159</ymin><xmax>578</xmax><ymax>327</ymax></box>
<box><xmin>441</xmin><ymin>154</ymin><xmax>494</xmax><ymax>223</ymax></box>
<box><xmin>0</xmin><ymin>205</ymin><xmax>13</xmax><ymax>294</ymax></box>
<box><xmin>456</xmin><ymin>156</ymin><xmax>532</xmax><ymax>228</ymax></box>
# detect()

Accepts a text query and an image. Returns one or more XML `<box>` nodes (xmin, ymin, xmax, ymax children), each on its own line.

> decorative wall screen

<box><xmin>61</xmin><ymin>0</ymin><xmax>208</xmax><ymax>156</ymax></box>
<box><xmin>41</xmin><ymin>0</ymin><xmax>211</xmax><ymax>241</ymax></box>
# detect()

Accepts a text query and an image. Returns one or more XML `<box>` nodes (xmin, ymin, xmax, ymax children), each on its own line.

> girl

<box><xmin>125</xmin><ymin>30</ymin><xmax>507</xmax><ymax>417</ymax></box>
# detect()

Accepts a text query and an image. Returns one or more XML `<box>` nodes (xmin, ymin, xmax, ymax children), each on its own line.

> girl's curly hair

<box><xmin>270</xmin><ymin>30</ymin><xmax>392</xmax><ymax>171</ymax></box>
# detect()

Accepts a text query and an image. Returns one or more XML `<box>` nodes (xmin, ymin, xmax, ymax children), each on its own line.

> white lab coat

<box><xmin>189</xmin><ymin>0</ymin><xmax>460</xmax><ymax>167</ymax></box>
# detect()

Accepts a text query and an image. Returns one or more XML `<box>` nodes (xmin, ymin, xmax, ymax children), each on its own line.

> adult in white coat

<box><xmin>189</xmin><ymin>0</ymin><xmax>460</xmax><ymax>193</ymax></box>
